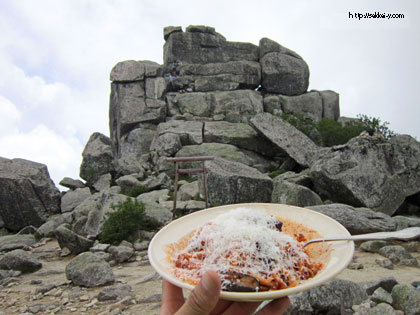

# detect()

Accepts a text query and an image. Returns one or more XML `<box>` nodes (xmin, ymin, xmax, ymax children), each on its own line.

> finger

<box><xmin>256</xmin><ymin>296</ymin><xmax>290</xmax><ymax>315</ymax></box>
<box><xmin>176</xmin><ymin>270</ymin><xmax>221</xmax><ymax>315</ymax></box>
<box><xmin>221</xmin><ymin>301</ymin><xmax>261</xmax><ymax>315</ymax></box>
<box><xmin>160</xmin><ymin>279</ymin><xmax>185</xmax><ymax>315</ymax></box>
<box><xmin>209</xmin><ymin>299</ymin><xmax>232</xmax><ymax>315</ymax></box>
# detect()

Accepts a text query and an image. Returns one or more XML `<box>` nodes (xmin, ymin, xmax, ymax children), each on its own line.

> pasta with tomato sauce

<box><xmin>166</xmin><ymin>208</ymin><xmax>325</xmax><ymax>292</ymax></box>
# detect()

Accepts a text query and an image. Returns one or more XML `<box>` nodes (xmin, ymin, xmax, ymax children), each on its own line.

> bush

<box><xmin>99</xmin><ymin>198</ymin><xmax>160</xmax><ymax>244</ymax></box>
<box><xmin>357</xmin><ymin>114</ymin><xmax>396</xmax><ymax>140</ymax></box>
<box><xmin>268</xmin><ymin>169</ymin><xmax>287</xmax><ymax>179</ymax></box>
<box><xmin>281</xmin><ymin>113</ymin><xmax>395</xmax><ymax>147</ymax></box>
<box><xmin>317</xmin><ymin>118</ymin><xmax>365</xmax><ymax>147</ymax></box>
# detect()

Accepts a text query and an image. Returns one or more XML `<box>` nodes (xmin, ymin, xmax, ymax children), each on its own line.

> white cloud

<box><xmin>0</xmin><ymin>96</ymin><xmax>21</xmax><ymax>135</ymax></box>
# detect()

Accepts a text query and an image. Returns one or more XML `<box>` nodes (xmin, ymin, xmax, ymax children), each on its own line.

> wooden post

<box><xmin>166</xmin><ymin>156</ymin><xmax>214</xmax><ymax>220</ymax></box>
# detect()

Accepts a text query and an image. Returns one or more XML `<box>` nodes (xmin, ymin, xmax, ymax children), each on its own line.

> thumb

<box><xmin>176</xmin><ymin>270</ymin><xmax>221</xmax><ymax>315</ymax></box>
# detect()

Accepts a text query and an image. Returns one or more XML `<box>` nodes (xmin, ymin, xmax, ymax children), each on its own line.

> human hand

<box><xmin>160</xmin><ymin>270</ymin><xmax>290</xmax><ymax>315</ymax></box>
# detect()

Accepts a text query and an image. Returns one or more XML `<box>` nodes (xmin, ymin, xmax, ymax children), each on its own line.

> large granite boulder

<box><xmin>79</xmin><ymin>133</ymin><xmax>114</xmax><ymax>185</ymax></box>
<box><xmin>309</xmin><ymin>134</ymin><xmax>420</xmax><ymax>215</ymax></box>
<box><xmin>55</xmin><ymin>224</ymin><xmax>94</xmax><ymax>254</ymax></box>
<box><xmin>204</xmin><ymin>158</ymin><xmax>273</xmax><ymax>205</ymax></box>
<box><xmin>174</xmin><ymin>60</ymin><xmax>261</xmax><ymax>92</ymax></box>
<box><xmin>203</xmin><ymin>121</ymin><xmax>275</xmax><ymax>156</ymax></box>
<box><xmin>0</xmin><ymin>249</ymin><xmax>42</xmax><ymax>273</ymax></box>
<box><xmin>271</xmin><ymin>178</ymin><xmax>323</xmax><ymax>207</ymax></box>
<box><xmin>170</xmin><ymin>90</ymin><xmax>263</xmax><ymax>123</ymax></box>
<box><xmin>259</xmin><ymin>38</ymin><xmax>309</xmax><ymax>96</ymax></box>
<box><xmin>307</xmin><ymin>203</ymin><xmax>396</xmax><ymax>234</ymax></box>
<box><xmin>66</xmin><ymin>252</ymin><xmax>114</xmax><ymax>287</ymax></box>
<box><xmin>163</xmin><ymin>25</ymin><xmax>258</xmax><ymax>65</ymax></box>
<box><xmin>71</xmin><ymin>191</ymin><xmax>129</xmax><ymax>237</ymax></box>
<box><xmin>61</xmin><ymin>187</ymin><xmax>92</xmax><ymax>213</ymax></box>
<box><xmin>0</xmin><ymin>234</ymin><xmax>37</xmax><ymax>252</ymax></box>
<box><xmin>250</xmin><ymin>112</ymin><xmax>320</xmax><ymax>167</ymax></box>
<box><xmin>264</xmin><ymin>90</ymin><xmax>340</xmax><ymax>123</ymax></box>
<box><xmin>286</xmin><ymin>279</ymin><xmax>368</xmax><ymax>314</ymax></box>
<box><xmin>0</xmin><ymin>158</ymin><xmax>61</xmax><ymax>232</ymax></box>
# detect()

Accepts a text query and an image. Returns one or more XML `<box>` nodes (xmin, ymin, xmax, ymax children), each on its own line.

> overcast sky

<box><xmin>0</xmin><ymin>0</ymin><xmax>419</xmax><ymax>189</ymax></box>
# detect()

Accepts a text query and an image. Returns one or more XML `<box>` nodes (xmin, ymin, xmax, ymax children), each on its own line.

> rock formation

<box><xmin>0</xmin><ymin>24</ymin><xmax>420</xmax><ymax>315</ymax></box>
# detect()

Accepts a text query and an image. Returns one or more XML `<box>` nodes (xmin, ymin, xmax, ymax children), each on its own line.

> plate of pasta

<box><xmin>148</xmin><ymin>203</ymin><xmax>354</xmax><ymax>302</ymax></box>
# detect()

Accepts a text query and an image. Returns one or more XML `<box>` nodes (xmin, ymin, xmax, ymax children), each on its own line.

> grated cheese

<box><xmin>171</xmin><ymin>207</ymin><xmax>314</xmax><ymax>287</ymax></box>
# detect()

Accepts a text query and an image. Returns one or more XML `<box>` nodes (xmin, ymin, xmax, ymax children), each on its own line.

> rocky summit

<box><xmin>0</xmin><ymin>25</ymin><xmax>420</xmax><ymax>314</ymax></box>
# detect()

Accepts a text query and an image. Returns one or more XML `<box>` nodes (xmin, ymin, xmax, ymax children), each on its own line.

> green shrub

<box><xmin>99</xmin><ymin>198</ymin><xmax>160</xmax><ymax>244</ymax></box>
<box><xmin>357</xmin><ymin>114</ymin><xmax>396</xmax><ymax>140</ymax></box>
<box><xmin>317</xmin><ymin>118</ymin><xmax>365</xmax><ymax>147</ymax></box>
<box><xmin>281</xmin><ymin>112</ymin><xmax>395</xmax><ymax>147</ymax></box>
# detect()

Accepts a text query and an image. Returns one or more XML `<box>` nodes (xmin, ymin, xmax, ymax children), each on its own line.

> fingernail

<box><xmin>201</xmin><ymin>272</ymin><xmax>218</xmax><ymax>294</ymax></box>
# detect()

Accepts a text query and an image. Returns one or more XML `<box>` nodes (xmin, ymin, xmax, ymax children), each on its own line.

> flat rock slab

<box><xmin>250</xmin><ymin>112</ymin><xmax>320</xmax><ymax>167</ymax></box>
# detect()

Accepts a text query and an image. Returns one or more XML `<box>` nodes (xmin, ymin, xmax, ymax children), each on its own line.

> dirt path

<box><xmin>0</xmin><ymin>239</ymin><xmax>419</xmax><ymax>314</ymax></box>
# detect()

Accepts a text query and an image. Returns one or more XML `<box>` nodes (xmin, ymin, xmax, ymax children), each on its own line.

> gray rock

<box><xmin>287</xmin><ymin>279</ymin><xmax>367</xmax><ymax>314</ymax></box>
<box><xmin>163</xmin><ymin>25</ymin><xmax>182</xmax><ymax>40</ymax></box>
<box><xmin>0</xmin><ymin>158</ymin><xmax>61</xmax><ymax>232</ymax></box>
<box><xmin>133</xmin><ymin>240</ymin><xmax>150</xmax><ymax>251</ymax></box>
<box><xmin>65</xmin><ymin>252</ymin><xmax>114</xmax><ymax>287</ymax></box>
<box><xmin>204</xmin><ymin>158</ymin><xmax>273</xmax><ymax>205</ymax></box>
<box><xmin>378</xmin><ymin>245</ymin><xmax>414</xmax><ymax>264</ymax></box>
<box><xmin>307</xmin><ymin>204</ymin><xmax>396</xmax><ymax>234</ymax></box>
<box><xmin>361</xmin><ymin>303</ymin><xmax>398</xmax><ymax>315</ymax></box>
<box><xmin>371</xmin><ymin>287</ymin><xmax>393</xmax><ymax>304</ymax></box>
<box><xmin>55</xmin><ymin>224</ymin><xmax>94</xmax><ymax>254</ymax></box>
<box><xmin>260</xmin><ymin>50</ymin><xmax>309</xmax><ymax>96</ymax></box>
<box><xmin>375</xmin><ymin>258</ymin><xmax>394</xmax><ymax>269</ymax></box>
<box><xmin>37</xmin><ymin>213</ymin><xmax>73</xmax><ymax>237</ymax></box>
<box><xmin>140</xmin><ymin>173</ymin><xmax>171</xmax><ymax>191</ymax></box>
<box><xmin>163</xmin><ymin>25</ymin><xmax>258</xmax><ymax>64</ymax></box>
<box><xmin>170</xmin><ymin>90</ymin><xmax>263</xmax><ymax>123</ymax></box>
<box><xmin>178</xmin><ymin>181</ymin><xmax>199</xmax><ymax>201</ymax></box>
<box><xmin>361</xmin><ymin>276</ymin><xmax>398</xmax><ymax>295</ymax></box>
<box><xmin>145</xmin><ymin>77</ymin><xmax>166</xmax><ymax>99</ymax></box>
<box><xmin>177</xmin><ymin>60</ymin><xmax>261</xmax><ymax>92</ymax></box>
<box><xmin>71</xmin><ymin>191</ymin><xmax>129</xmax><ymax>237</ymax></box>
<box><xmin>153</xmin><ymin>120</ymin><xmax>203</xmax><ymax>147</ymax></box>
<box><xmin>203</xmin><ymin>121</ymin><xmax>274</xmax><ymax>156</ymax></box>
<box><xmin>143</xmin><ymin>202</ymin><xmax>172</xmax><ymax>225</ymax></box>
<box><xmin>98</xmin><ymin>284</ymin><xmax>133</xmax><ymax>301</ymax></box>
<box><xmin>310</xmin><ymin>134</ymin><xmax>420</xmax><ymax>215</ymax></box>
<box><xmin>150</xmin><ymin>132</ymin><xmax>182</xmax><ymax>157</ymax></box>
<box><xmin>0</xmin><ymin>269</ymin><xmax>21</xmax><ymax>280</ymax></box>
<box><xmin>259</xmin><ymin>37</ymin><xmax>303</xmax><ymax>60</ymax></box>
<box><xmin>280</xmin><ymin>92</ymin><xmax>324</xmax><ymax>122</ymax></box>
<box><xmin>109</xmin><ymin>81</ymin><xmax>166</xmax><ymax>159</ymax></box>
<box><xmin>0</xmin><ymin>249</ymin><xmax>42</xmax><ymax>273</ymax></box>
<box><xmin>108</xmin><ymin>245</ymin><xmax>135</xmax><ymax>263</ymax></box>
<box><xmin>115</xmin><ymin>174</ymin><xmax>143</xmax><ymax>193</ymax></box>
<box><xmin>61</xmin><ymin>187</ymin><xmax>92</xmax><ymax>213</ymax></box>
<box><xmin>250</xmin><ymin>112</ymin><xmax>320</xmax><ymax>167</ymax></box>
<box><xmin>271</xmin><ymin>178</ymin><xmax>323</xmax><ymax>207</ymax></box>
<box><xmin>93</xmin><ymin>173</ymin><xmax>112</xmax><ymax>192</ymax></box>
<box><xmin>393</xmin><ymin>215</ymin><xmax>420</xmax><ymax>230</ymax></box>
<box><xmin>0</xmin><ymin>234</ymin><xmax>36</xmax><ymax>252</ymax></box>
<box><xmin>392</xmin><ymin>284</ymin><xmax>420</xmax><ymax>315</ymax></box>
<box><xmin>137</xmin><ymin>189</ymin><xmax>170</xmax><ymax>205</ymax></box>
<box><xmin>110</xmin><ymin>60</ymin><xmax>145</xmax><ymax>82</ymax></box>
<box><xmin>319</xmin><ymin>90</ymin><xmax>340</xmax><ymax>121</ymax></box>
<box><xmin>400</xmin><ymin>258</ymin><xmax>419</xmax><ymax>267</ymax></box>
<box><xmin>360</xmin><ymin>240</ymin><xmax>388</xmax><ymax>253</ymax></box>
<box><xmin>90</xmin><ymin>243</ymin><xmax>111</xmax><ymax>253</ymax></box>
<box><xmin>59</xmin><ymin>177</ymin><xmax>85</xmax><ymax>190</ymax></box>
<box><xmin>119</xmin><ymin>126</ymin><xmax>156</xmax><ymax>164</ymax></box>
<box><xmin>79</xmin><ymin>133</ymin><xmax>114</xmax><ymax>185</ymax></box>
<box><xmin>176</xmin><ymin>143</ymin><xmax>257</xmax><ymax>169</ymax></box>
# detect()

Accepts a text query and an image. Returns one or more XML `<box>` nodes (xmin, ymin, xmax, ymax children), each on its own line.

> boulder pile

<box><xmin>0</xmin><ymin>24</ymin><xmax>420</xmax><ymax>314</ymax></box>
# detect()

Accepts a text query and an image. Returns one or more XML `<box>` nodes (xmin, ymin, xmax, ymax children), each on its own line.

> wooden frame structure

<box><xmin>166</xmin><ymin>156</ymin><xmax>214</xmax><ymax>219</ymax></box>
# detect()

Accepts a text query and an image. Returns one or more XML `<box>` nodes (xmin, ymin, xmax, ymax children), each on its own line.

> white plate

<box><xmin>148</xmin><ymin>203</ymin><xmax>354</xmax><ymax>302</ymax></box>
